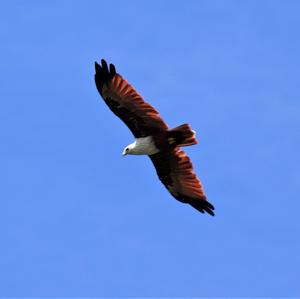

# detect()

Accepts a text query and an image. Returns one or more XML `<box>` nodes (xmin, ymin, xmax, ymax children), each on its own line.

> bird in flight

<box><xmin>94</xmin><ymin>59</ymin><xmax>215</xmax><ymax>216</ymax></box>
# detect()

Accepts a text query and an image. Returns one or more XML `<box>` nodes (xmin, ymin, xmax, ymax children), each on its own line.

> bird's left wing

<box><xmin>94</xmin><ymin>59</ymin><xmax>168</xmax><ymax>138</ymax></box>
<box><xmin>149</xmin><ymin>148</ymin><xmax>215</xmax><ymax>216</ymax></box>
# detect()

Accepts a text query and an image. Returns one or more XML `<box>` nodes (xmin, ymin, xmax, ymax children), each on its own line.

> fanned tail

<box><xmin>167</xmin><ymin>124</ymin><xmax>198</xmax><ymax>147</ymax></box>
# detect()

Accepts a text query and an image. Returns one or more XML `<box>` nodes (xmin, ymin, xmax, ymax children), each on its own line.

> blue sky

<box><xmin>0</xmin><ymin>0</ymin><xmax>299</xmax><ymax>297</ymax></box>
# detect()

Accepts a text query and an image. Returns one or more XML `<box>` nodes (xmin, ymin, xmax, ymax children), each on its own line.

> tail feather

<box><xmin>168</xmin><ymin>124</ymin><xmax>198</xmax><ymax>147</ymax></box>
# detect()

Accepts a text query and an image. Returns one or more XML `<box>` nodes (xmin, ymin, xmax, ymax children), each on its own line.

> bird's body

<box><xmin>123</xmin><ymin>136</ymin><xmax>159</xmax><ymax>156</ymax></box>
<box><xmin>94</xmin><ymin>59</ymin><xmax>215</xmax><ymax>216</ymax></box>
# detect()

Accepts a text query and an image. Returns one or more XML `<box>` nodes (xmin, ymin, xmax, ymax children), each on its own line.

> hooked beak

<box><xmin>122</xmin><ymin>151</ymin><xmax>128</xmax><ymax>156</ymax></box>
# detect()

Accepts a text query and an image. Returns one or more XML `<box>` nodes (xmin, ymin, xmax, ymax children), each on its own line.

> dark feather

<box><xmin>149</xmin><ymin>149</ymin><xmax>215</xmax><ymax>216</ymax></box>
<box><xmin>94</xmin><ymin>59</ymin><xmax>168</xmax><ymax>138</ymax></box>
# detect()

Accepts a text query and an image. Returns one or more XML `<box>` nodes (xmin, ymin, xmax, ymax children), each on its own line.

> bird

<box><xmin>94</xmin><ymin>59</ymin><xmax>215</xmax><ymax>216</ymax></box>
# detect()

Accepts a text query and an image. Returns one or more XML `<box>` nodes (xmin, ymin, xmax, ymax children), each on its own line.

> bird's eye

<box><xmin>126</xmin><ymin>148</ymin><xmax>129</xmax><ymax>152</ymax></box>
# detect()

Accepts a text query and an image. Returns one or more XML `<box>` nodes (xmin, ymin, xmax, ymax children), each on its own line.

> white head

<box><xmin>121</xmin><ymin>137</ymin><xmax>158</xmax><ymax>156</ymax></box>
<box><xmin>122</xmin><ymin>143</ymin><xmax>135</xmax><ymax>156</ymax></box>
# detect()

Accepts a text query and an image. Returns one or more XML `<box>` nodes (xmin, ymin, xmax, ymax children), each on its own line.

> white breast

<box><xmin>130</xmin><ymin>136</ymin><xmax>160</xmax><ymax>155</ymax></box>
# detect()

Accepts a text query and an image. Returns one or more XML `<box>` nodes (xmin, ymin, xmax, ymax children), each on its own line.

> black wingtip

<box><xmin>95</xmin><ymin>61</ymin><xmax>101</xmax><ymax>72</ymax></box>
<box><xmin>205</xmin><ymin>200</ymin><xmax>215</xmax><ymax>211</ymax></box>
<box><xmin>109</xmin><ymin>63</ymin><xmax>116</xmax><ymax>76</ymax></box>
<box><xmin>189</xmin><ymin>199</ymin><xmax>215</xmax><ymax>216</ymax></box>
<box><xmin>203</xmin><ymin>200</ymin><xmax>215</xmax><ymax>216</ymax></box>
<box><xmin>101</xmin><ymin>59</ymin><xmax>108</xmax><ymax>73</ymax></box>
<box><xmin>204</xmin><ymin>207</ymin><xmax>215</xmax><ymax>216</ymax></box>
<box><xmin>95</xmin><ymin>59</ymin><xmax>116</xmax><ymax>75</ymax></box>
<box><xmin>94</xmin><ymin>59</ymin><xmax>117</xmax><ymax>94</ymax></box>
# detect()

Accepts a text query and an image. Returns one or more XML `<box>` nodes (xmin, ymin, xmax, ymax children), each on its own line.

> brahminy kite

<box><xmin>94</xmin><ymin>59</ymin><xmax>214</xmax><ymax>216</ymax></box>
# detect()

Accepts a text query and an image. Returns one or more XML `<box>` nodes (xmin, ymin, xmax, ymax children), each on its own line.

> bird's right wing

<box><xmin>94</xmin><ymin>59</ymin><xmax>169</xmax><ymax>138</ymax></box>
<box><xmin>149</xmin><ymin>148</ymin><xmax>215</xmax><ymax>215</ymax></box>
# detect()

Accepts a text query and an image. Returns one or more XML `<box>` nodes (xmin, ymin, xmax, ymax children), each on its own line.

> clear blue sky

<box><xmin>0</xmin><ymin>0</ymin><xmax>299</xmax><ymax>297</ymax></box>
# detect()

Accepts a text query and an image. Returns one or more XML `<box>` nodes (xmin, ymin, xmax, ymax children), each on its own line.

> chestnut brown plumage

<box><xmin>94</xmin><ymin>59</ymin><xmax>215</xmax><ymax>216</ymax></box>
<box><xmin>149</xmin><ymin>149</ymin><xmax>214</xmax><ymax>215</ymax></box>
<box><xmin>95</xmin><ymin>59</ymin><xmax>168</xmax><ymax>138</ymax></box>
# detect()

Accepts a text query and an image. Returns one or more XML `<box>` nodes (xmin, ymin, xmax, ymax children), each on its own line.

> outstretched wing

<box><xmin>149</xmin><ymin>149</ymin><xmax>215</xmax><ymax>216</ymax></box>
<box><xmin>94</xmin><ymin>59</ymin><xmax>168</xmax><ymax>138</ymax></box>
